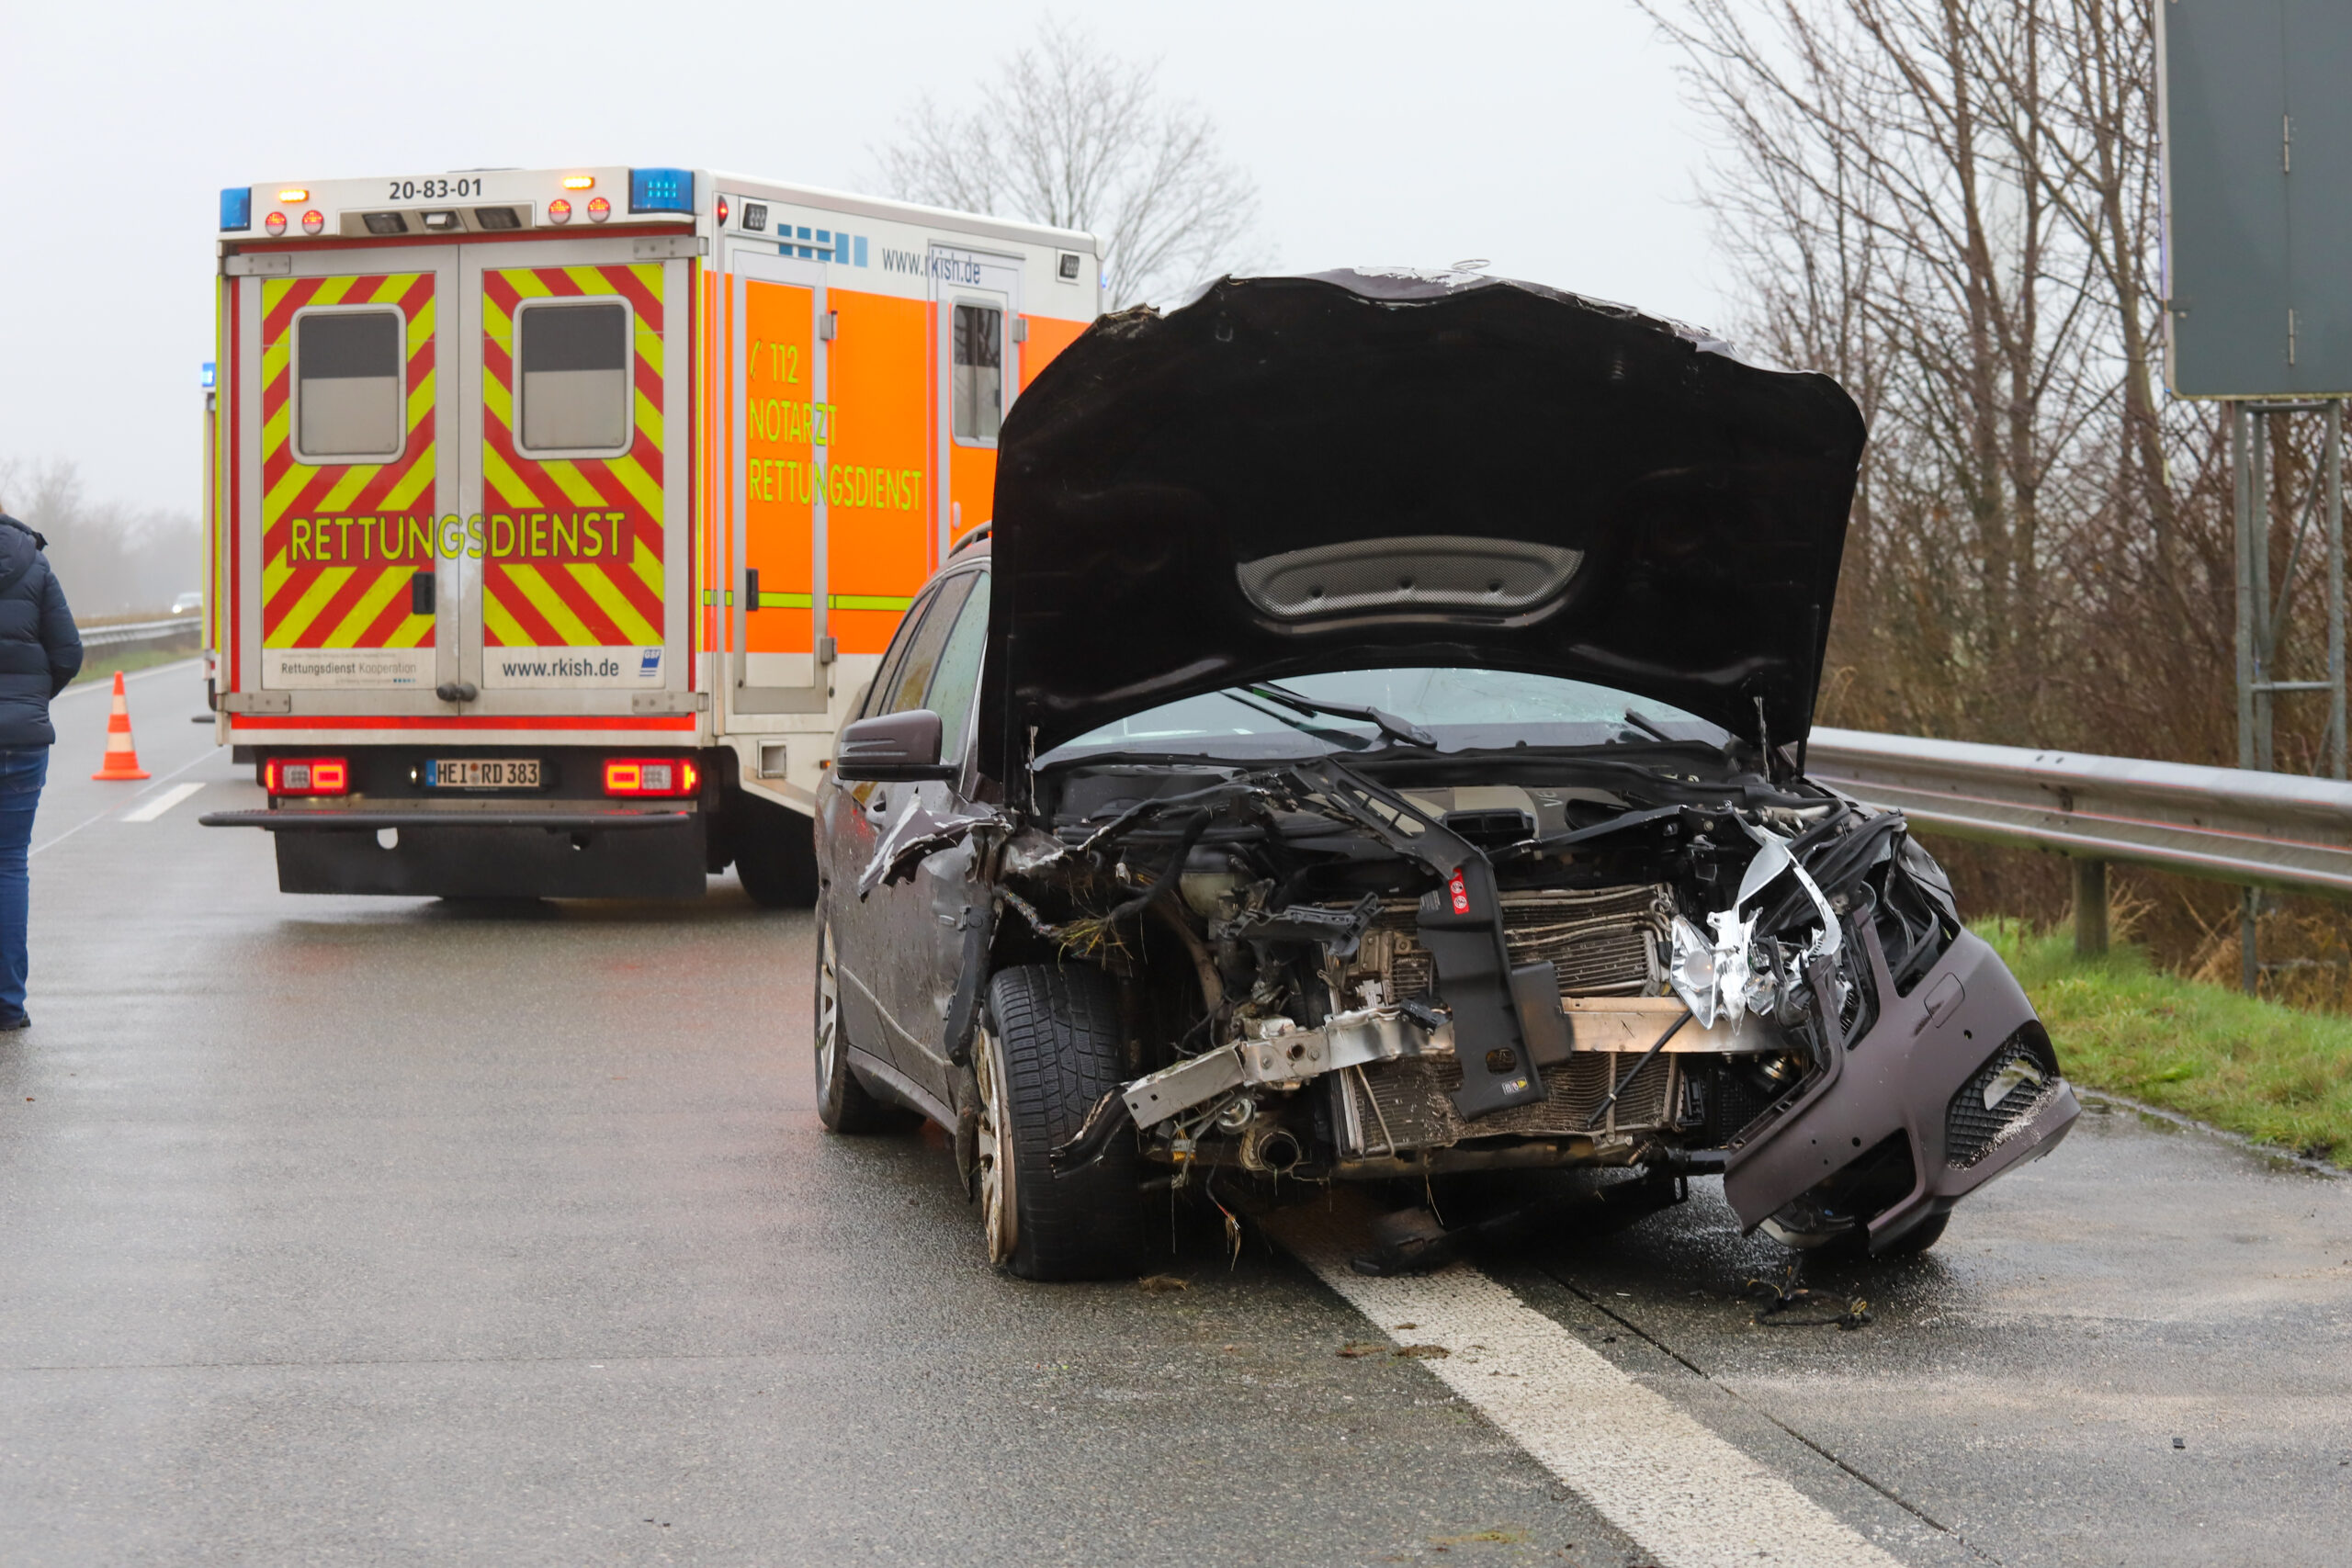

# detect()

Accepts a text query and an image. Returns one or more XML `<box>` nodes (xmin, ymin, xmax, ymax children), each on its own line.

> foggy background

<box><xmin>0</xmin><ymin>0</ymin><xmax>1717</xmax><ymax>618</ymax></box>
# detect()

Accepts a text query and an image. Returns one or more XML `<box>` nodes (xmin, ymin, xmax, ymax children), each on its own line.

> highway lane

<box><xmin>1</xmin><ymin>662</ymin><xmax>2347</xmax><ymax>1566</ymax></box>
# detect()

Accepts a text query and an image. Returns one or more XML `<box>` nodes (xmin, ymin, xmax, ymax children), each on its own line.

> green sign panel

<box><xmin>2162</xmin><ymin>0</ymin><xmax>2352</xmax><ymax>396</ymax></box>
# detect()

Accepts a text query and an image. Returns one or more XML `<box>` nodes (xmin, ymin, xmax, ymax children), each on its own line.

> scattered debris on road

<box><xmin>1745</xmin><ymin>1264</ymin><xmax>1872</xmax><ymax>1330</ymax></box>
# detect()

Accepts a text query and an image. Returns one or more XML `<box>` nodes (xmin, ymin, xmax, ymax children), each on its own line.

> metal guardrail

<box><xmin>77</xmin><ymin>615</ymin><xmax>200</xmax><ymax>650</ymax></box>
<box><xmin>1806</xmin><ymin>725</ymin><xmax>2352</xmax><ymax>970</ymax></box>
<box><xmin>1807</xmin><ymin>726</ymin><xmax>2352</xmax><ymax>897</ymax></box>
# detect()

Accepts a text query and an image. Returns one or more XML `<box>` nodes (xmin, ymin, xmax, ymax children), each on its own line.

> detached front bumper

<box><xmin>1723</xmin><ymin>927</ymin><xmax>2080</xmax><ymax>1252</ymax></box>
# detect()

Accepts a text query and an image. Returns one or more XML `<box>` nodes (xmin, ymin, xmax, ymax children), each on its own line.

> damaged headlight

<box><xmin>1668</xmin><ymin>818</ymin><xmax>1842</xmax><ymax>1032</ymax></box>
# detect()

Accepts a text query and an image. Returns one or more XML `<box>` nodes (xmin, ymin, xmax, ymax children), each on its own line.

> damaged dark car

<box><xmin>813</xmin><ymin>269</ymin><xmax>2078</xmax><ymax>1280</ymax></box>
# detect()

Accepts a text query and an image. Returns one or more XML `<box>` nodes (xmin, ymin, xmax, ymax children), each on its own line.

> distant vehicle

<box><xmin>171</xmin><ymin>592</ymin><xmax>203</xmax><ymax>616</ymax></box>
<box><xmin>196</xmin><ymin>164</ymin><xmax>1100</xmax><ymax>901</ymax></box>
<box><xmin>813</xmin><ymin>270</ymin><xmax>2080</xmax><ymax>1280</ymax></box>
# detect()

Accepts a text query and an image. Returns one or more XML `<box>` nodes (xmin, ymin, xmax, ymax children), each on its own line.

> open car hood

<box><xmin>979</xmin><ymin>270</ymin><xmax>1866</xmax><ymax>777</ymax></box>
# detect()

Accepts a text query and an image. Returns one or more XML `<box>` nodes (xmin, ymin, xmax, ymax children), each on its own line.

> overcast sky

<box><xmin>0</xmin><ymin>0</ymin><xmax>1724</xmax><ymax>519</ymax></box>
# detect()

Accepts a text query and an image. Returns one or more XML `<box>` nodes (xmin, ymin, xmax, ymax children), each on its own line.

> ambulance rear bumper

<box><xmin>198</xmin><ymin>809</ymin><xmax>708</xmax><ymax>897</ymax></box>
<box><xmin>198</xmin><ymin>810</ymin><xmax>692</xmax><ymax>830</ymax></box>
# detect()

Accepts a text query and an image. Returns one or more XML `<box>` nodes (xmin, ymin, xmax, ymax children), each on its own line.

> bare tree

<box><xmin>0</xmin><ymin>456</ymin><xmax>199</xmax><ymax>618</ymax></box>
<box><xmin>1644</xmin><ymin>0</ymin><xmax>2352</xmax><ymax>995</ymax></box>
<box><xmin>874</xmin><ymin>18</ymin><xmax>1261</xmax><ymax>308</ymax></box>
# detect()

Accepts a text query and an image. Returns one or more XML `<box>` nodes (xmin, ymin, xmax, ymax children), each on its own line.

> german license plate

<box><xmin>424</xmin><ymin>758</ymin><xmax>540</xmax><ymax>789</ymax></box>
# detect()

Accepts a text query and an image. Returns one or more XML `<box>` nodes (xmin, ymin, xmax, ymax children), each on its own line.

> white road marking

<box><xmin>1273</xmin><ymin>1215</ymin><xmax>1907</xmax><ymax>1568</ymax></box>
<box><xmin>121</xmin><ymin>782</ymin><xmax>205</xmax><ymax>823</ymax></box>
<box><xmin>33</xmin><ymin>746</ymin><xmax>223</xmax><ymax>858</ymax></box>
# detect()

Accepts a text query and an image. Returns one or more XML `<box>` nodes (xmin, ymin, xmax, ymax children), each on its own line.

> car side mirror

<box><xmin>835</xmin><ymin>709</ymin><xmax>957</xmax><ymax>783</ymax></box>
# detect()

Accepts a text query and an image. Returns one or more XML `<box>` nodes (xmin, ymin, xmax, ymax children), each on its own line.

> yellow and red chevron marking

<box><xmin>481</xmin><ymin>265</ymin><xmax>664</xmax><ymax>649</ymax></box>
<box><xmin>259</xmin><ymin>272</ymin><xmax>437</xmax><ymax>650</ymax></box>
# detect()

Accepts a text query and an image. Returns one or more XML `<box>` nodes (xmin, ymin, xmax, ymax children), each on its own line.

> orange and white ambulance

<box><xmin>198</xmin><ymin>166</ymin><xmax>1098</xmax><ymax>902</ymax></box>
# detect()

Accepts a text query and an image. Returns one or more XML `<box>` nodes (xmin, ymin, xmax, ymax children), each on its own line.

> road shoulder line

<box><xmin>1271</xmin><ymin>1210</ymin><xmax>1909</xmax><ymax>1568</ymax></box>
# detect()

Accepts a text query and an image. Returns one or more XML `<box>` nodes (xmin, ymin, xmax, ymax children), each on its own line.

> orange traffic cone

<box><xmin>91</xmin><ymin>671</ymin><xmax>151</xmax><ymax>781</ymax></box>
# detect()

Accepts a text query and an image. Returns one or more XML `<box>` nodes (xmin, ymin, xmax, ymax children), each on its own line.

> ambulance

<box><xmin>197</xmin><ymin>166</ymin><xmax>1099</xmax><ymax>903</ymax></box>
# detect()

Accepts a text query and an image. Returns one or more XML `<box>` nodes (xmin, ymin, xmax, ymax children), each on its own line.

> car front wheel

<box><xmin>982</xmin><ymin>963</ymin><xmax>1148</xmax><ymax>1280</ymax></box>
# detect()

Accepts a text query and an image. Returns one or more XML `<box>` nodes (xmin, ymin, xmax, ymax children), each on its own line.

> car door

<box><xmin>824</xmin><ymin>571</ymin><xmax>974</xmax><ymax>1083</ymax></box>
<box><xmin>866</xmin><ymin>570</ymin><xmax>992</xmax><ymax>1106</ymax></box>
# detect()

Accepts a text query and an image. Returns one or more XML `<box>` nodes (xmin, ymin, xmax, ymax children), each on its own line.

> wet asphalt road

<box><xmin>2</xmin><ymin>663</ymin><xmax>2348</xmax><ymax>1566</ymax></box>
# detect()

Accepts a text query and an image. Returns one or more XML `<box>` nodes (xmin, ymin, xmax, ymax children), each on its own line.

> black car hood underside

<box><xmin>979</xmin><ymin>269</ymin><xmax>1866</xmax><ymax>778</ymax></box>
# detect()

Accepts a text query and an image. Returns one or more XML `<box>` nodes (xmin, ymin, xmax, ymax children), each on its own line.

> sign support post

<box><xmin>2229</xmin><ymin>398</ymin><xmax>2348</xmax><ymax>989</ymax></box>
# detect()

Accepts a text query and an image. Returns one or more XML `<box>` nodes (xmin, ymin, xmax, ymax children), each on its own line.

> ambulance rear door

<box><xmin>233</xmin><ymin>246</ymin><xmax>455</xmax><ymax>700</ymax></box>
<box><xmin>459</xmin><ymin>236</ymin><xmax>694</xmax><ymax>712</ymax></box>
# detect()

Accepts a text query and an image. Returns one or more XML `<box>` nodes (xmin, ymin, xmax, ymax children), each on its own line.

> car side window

<box><xmin>861</xmin><ymin>587</ymin><xmax>939</xmax><ymax>721</ymax></box>
<box><xmin>922</xmin><ymin>573</ymin><xmax>990</xmax><ymax>763</ymax></box>
<box><xmin>878</xmin><ymin>573</ymin><xmax>975</xmax><ymax>716</ymax></box>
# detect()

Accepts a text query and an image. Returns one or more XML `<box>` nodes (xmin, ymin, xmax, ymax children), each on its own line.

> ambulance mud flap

<box><xmin>1722</xmin><ymin>923</ymin><xmax>2080</xmax><ymax>1252</ymax></box>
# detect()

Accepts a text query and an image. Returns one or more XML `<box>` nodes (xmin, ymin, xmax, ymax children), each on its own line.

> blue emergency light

<box><xmin>629</xmin><ymin>167</ymin><xmax>695</xmax><ymax>216</ymax></box>
<box><xmin>220</xmin><ymin>187</ymin><xmax>252</xmax><ymax>231</ymax></box>
<box><xmin>200</xmin><ymin>362</ymin><xmax>215</xmax><ymax>390</ymax></box>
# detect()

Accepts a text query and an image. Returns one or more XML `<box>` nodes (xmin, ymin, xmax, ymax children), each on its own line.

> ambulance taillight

<box><xmin>586</xmin><ymin>197</ymin><xmax>610</xmax><ymax>223</ymax></box>
<box><xmin>266</xmin><ymin>757</ymin><xmax>350</xmax><ymax>797</ymax></box>
<box><xmin>548</xmin><ymin>199</ymin><xmax>572</xmax><ymax>225</ymax></box>
<box><xmin>604</xmin><ymin>758</ymin><xmax>699</xmax><ymax>798</ymax></box>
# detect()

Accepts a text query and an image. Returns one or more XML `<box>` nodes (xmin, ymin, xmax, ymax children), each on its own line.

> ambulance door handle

<box><xmin>411</xmin><ymin>571</ymin><xmax>435</xmax><ymax>616</ymax></box>
<box><xmin>743</xmin><ymin>568</ymin><xmax>760</xmax><ymax>612</ymax></box>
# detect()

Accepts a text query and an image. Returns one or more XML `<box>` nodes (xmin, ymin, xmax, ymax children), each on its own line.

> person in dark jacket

<box><xmin>0</xmin><ymin>513</ymin><xmax>81</xmax><ymax>1030</ymax></box>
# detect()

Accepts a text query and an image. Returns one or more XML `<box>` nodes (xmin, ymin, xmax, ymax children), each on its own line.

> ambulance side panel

<box><xmin>705</xmin><ymin>179</ymin><xmax>1099</xmax><ymax>820</ymax></box>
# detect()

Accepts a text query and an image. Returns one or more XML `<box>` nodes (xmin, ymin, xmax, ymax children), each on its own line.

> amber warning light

<box><xmin>277</xmin><ymin>187</ymin><xmax>309</xmax><ymax>202</ymax></box>
<box><xmin>561</xmin><ymin>175</ymin><xmax>595</xmax><ymax>190</ymax></box>
<box><xmin>604</xmin><ymin>758</ymin><xmax>699</xmax><ymax>797</ymax></box>
<box><xmin>266</xmin><ymin>757</ymin><xmax>349</xmax><ymax>796</ymax></box>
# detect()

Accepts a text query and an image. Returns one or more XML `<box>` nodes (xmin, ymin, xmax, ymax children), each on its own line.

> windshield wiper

<box><xmin>1242</xmin><ymin>683</ymin><xmax>1437</xmax><ymax>749</ymax></box>
<box><xmin>1619</xmin><ymin>707</ymin><xmax>1675</xmax><ymax>744</ymax></box>
<box><xmin>1223</xmin><ymin>691</ymin><xmax>1375</xmax><ymax>750</ymax></box>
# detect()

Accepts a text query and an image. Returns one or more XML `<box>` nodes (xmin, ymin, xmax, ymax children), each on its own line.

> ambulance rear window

<box><xmin>952</xmin><ymin>303</ymin><xmax>1002</xmax><ymax>445</ymax></box>
<box><xmin>517</xmin><ymin>301</ymin><xmax>630</xmax><ymax>455</ymax></box>
<box><xmin>294</xmin><ymin>310</ymin><xmax>404</xmax><ymax>462</ymax></box>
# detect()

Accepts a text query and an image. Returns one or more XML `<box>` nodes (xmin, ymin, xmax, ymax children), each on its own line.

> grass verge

<box><xmin>1978</xmin><ymin>919</ymin><xmax>2352</xmax><ymax>1164</ymax></box>
<box><xmin>71</xmin><ymin>646</ymin><xmax>196</xmax><ymax>686</ymax></box>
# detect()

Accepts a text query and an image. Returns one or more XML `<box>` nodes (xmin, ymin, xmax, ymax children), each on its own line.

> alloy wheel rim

<box><xmin>974</xmin><ymin>1025</ymin><xmax>1016</xmax><ymax>1263</ymax></box>
<box><xmin>816</xmin><ymin>920</ymin><xmax>841</xmax><ymax>1095</ymax></box>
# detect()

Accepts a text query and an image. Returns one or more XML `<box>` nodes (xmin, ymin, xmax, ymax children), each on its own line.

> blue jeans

<box><xmin>0</xmin><ymin>746</ymin><xmax>48</xmax><ymax>1020</ymax></box>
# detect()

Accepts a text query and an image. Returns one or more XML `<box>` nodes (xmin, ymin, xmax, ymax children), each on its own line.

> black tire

<box><xmin>1872</xmin><ymin>1210</ymin><xmax>1950</xmax><ymax>1258</ymax></box>
<box><xmin>813</xmin><ymin>909</ymin><xmax>898</xmax><ymax>1134</ymax></box>
<box><xmin>1766</xmin><ymin>1207</ymin><xmax>1949</xmax><ymax>1260</ymax></box>
<box><xmin>735</xmin><ymin>793</ymin><xmax>820</xmax><ymax>908</ymax></box>
<box><xmin>984</xmin><ymin>963</ymin><xmax>1148</xmax><ymax>1280</ymax></box>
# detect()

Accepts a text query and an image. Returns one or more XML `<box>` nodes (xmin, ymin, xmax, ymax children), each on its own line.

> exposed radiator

<box><xmin>1335</xmin><ymin>1051</ymin><xmax>1678</xmax><ymax>1156</ymax></box>
<box><xmin>1354</xmin><ymin>884</ymin><xmax>1672</xmax><ymax>1002</ymax></box>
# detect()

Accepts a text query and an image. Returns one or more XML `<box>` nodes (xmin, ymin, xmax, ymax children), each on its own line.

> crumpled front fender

<box><xmin>1723</xmin><ymin>926</ymin><xmax>2078</xmax><ymax>1251</ymax></box>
